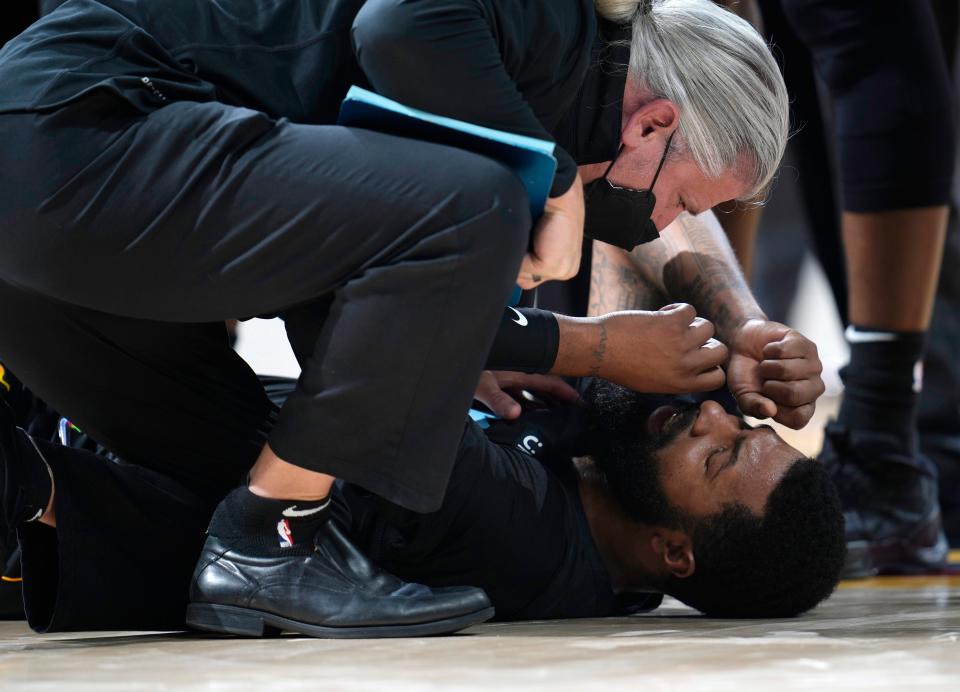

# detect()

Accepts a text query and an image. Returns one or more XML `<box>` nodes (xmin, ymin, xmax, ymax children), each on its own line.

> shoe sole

<box><xmin>842</xmin><ymin>529</ymin><xmax>950</xmax><ymax>579</ymax></box>
<box><xmin>841</xmin><ymin>540</ymin><xmax>876</xmax><ymax>579</ymax></box>
<box><xmin>185</xmin><ymin>602</ymin><xmax>495</xmax><ymax>639</ymax></box>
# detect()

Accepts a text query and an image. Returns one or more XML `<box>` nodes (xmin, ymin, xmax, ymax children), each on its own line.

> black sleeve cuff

<box><xmin>485</xmin><ymin>307</ymin><xmax>560</xmax><ymax>374</ymax></box>
<box><xmin>549</xmin><ymin>147</ymin><xmax>578</xmax><ymax>198</ymax></box>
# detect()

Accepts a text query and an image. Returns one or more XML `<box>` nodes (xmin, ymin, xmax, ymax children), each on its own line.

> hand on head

<box><xmin>598</xmin><ymin>310</ymin><xmax>824</xmax><ymax>429</ymax></box>
<box><xmin>594</xmin><ymin>303</ymin><xmax>727</xmax><ymax>394</ymax></box>
<box><xmin>726</xmin><ymin>319</ymin><xmax>825</xmax><ymax>429</ymax></box>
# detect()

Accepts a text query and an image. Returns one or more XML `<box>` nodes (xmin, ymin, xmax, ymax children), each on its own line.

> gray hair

<box><xmin>595</xmin><ymin>0</ymin><xmax>789</xmax><ymax>200</ymax></box>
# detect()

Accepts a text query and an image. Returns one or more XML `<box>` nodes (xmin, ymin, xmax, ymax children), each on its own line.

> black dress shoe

<box><xmin>187</xmin><ymin>517</ymin><xmax>493</xmax><ymax>638</ymax></box>
<box><xmin>821</xmin><ymin>423</ymin><xmax>948</xmax><ymax>578</ymax></box>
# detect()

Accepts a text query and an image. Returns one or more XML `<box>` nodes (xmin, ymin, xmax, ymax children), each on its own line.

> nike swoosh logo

<box><xmin>282</xmin><ymin>501</ymin><xmax>330</xmax><ymax>518</ymax></box>
<box><xmin>508</xmin><ymin>307</ymin><xmax>528</xmax><ymax>327</ymax></box>
<box><xmin>845</xmin><ymin>326</ymin><xmax>898</xmax><ymax>344</ymax></box>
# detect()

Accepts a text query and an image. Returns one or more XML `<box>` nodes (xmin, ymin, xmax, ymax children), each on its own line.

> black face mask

<box><xmin>583</xmin><ymin>133</ymin><xmax>674</xmax><ymax>251</ymax></box>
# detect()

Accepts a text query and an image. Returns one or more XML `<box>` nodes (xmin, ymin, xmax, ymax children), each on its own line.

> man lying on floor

<box><xmin>344</xmin><ymin>378</ymin><xmax>846</xmax><ymax>621</ymax></box>
<box><xmin>4</xmin><ymin>371</ymin><xmax>845</xmax><ymax>631</ymax></box>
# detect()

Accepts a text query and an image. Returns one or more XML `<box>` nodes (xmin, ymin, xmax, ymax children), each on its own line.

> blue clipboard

<box><xmin>338</xmin><ymin>86</ymin><xmax>557</xmax><ymax>221</ymax></box>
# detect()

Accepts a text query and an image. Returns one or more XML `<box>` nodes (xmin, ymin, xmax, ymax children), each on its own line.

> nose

<box><xmin>690</xmin><ymin>400</ymin><xmax>740</xmax><ymax>438</ymax></box>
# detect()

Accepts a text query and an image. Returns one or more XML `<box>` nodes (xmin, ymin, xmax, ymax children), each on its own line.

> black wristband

<box><xmin>485</xmin><ymin>307</ymin><xmax>560</xmax><ymax>374</ymax></box>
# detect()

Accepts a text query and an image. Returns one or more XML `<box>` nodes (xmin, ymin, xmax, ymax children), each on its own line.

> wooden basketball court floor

<box><xmin>2</xmin><ymin>397</ymin><xmax>959</xmax><ymax>691</ymax></box>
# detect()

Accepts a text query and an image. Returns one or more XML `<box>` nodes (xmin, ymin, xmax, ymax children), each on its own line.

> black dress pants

<box><xmin>0</xmin><ymin>95</ymin><xmax>530</xmax><ymax>513</ymax></box>
<box><xmin>0</xmin><ymin>94</ymin><xmax>530</xmax><ymax>626</ymax></box>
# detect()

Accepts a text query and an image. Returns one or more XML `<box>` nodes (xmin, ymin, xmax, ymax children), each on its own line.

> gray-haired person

<box><xmin>0</xmin><ymin>0</ymin><xmax>819</xmax><ymax>638</ymax></box>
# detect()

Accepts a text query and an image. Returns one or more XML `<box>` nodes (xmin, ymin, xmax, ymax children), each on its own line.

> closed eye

<box><xmin>714</xmin><ymin>424</ymin><xmax>778</xmax><ymax>477</ymax></box>
<box><xmin>705</xmin><ymin>447</ymin><xmax>724</xmax><ymax>474</ymax></box>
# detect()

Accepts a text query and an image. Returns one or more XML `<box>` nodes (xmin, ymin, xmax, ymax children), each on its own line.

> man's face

<box><xmin>647</xmin><ymin>399</ymin><xmax>800</xmax><ymax>518</ymax></box>
<box><xmin>610</xmin><ymin>146</ymin><xmax>749</xmax><ymax>231</ymax></box>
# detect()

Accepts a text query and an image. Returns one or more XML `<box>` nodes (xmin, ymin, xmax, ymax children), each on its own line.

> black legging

<box><xmin>758</xmin><ymin>0</ymin><xmax>847</xmax><ymax>322</ymax></box>
<box><xmin>780</xmin><ymin>0</ymin><xmax>955</xmax><ymax>213</ymax></box>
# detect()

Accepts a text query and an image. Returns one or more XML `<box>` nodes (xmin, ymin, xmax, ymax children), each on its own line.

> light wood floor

<box><xmin>4</xmin><ymin>397</ymin><xmax>958</xmax><ymax>691</ymax></box>
<box><xmin>2</xmin><ymin>568</ymin><xmax>959</xmax><ymax>691</ymax></box>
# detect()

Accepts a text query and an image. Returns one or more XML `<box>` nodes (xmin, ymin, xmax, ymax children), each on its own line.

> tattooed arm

<box><xmin>590</xmin><ymin>210</ymin><xmax>764</xmax><ymax>338</ymax></box>
<box><xmin>588</xmin><ymin>235</ymin><xmax>670</xmax><ymax>314</ymax></box>
<box><xmin>475</xmin><ymin>302</ymin><xmax>728</xmax><ymax>418</ymax></box>
<box><xmin>590</xmin><ymin>210</ymin><xmax>824</xmax><ymax>429</ymax></box>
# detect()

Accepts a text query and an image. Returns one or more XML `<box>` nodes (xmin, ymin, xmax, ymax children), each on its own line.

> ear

<box><xmin>650</xmin><ymin>528</ymin><xmax>696</xmax><ymax>579</ymax></box>
<box><xmin>621</xmin><ymin>98</ymin><xmax>679</xmax><ymax>148</ymax></box>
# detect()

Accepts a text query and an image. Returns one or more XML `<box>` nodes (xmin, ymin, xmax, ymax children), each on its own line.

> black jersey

<box><xmin>338</xmin><ymin>421</ymin><xmax>662</xmax><ymax>621</ymax></box>
<box><xmin>0</xmin><ymin>0</ymin><xmax>614</xmax><ymax>196</ymax></box>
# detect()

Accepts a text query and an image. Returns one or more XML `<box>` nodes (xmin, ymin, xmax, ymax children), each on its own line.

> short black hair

<box><xmin>667</xmin><ymin>458</ymin><xmax>846</xmax><ymax>617</ymax></box>
<box><xmin>582</xmin><ymin>379</ymin><xmax>846</xmax><ymax>617</ymax></box>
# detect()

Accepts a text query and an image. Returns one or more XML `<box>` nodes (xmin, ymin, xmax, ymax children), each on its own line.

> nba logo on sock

<box><xmin>277</xmin><ymin>518</ymin><xmax>294</xmax><ymax>548</ymax></box>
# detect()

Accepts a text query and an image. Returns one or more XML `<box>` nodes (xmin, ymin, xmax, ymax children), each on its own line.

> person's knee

<box><xmin>456</xmin><ymin>159</ymin><xmax>531</xmax><ymax>262</ymax></box>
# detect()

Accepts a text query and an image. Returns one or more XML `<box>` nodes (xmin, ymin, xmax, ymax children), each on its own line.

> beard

<box><xmin>584</xmin><ymin>381</ymin><xmax>698</xmax><ymax>527</ymax></box>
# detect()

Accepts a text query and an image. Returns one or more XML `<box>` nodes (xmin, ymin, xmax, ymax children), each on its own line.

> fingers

<box><xmin>693</xmin><ymin>365</ymin><xmax>726</xmax><ymax>392</ymax></box>
<box><xmin>772</xmin><ymin>403</ymin><xmax>816</xmax><ymax>430</ymax></box>
<box><xmin>482</xmin><ymin>389</ymin><xmax>523</xmax><ymax>419</ymax></box>
<box><xmin>659</xmin><ymin>302</ymin><xmax>697</xmax><ymax>324</ymax></box>
<box><xmin>666</xmin><ymin>341</ymin><xmax>727</xmax><ymax>393</ymax></box>
<box><xmin>757</xmin><ymin>341</ymin><xmax>825</xmax><ymax>417</ymax></box>
<box><xmin>517</xmin><ymin>275</ymin><xmax>544</xmax><ymax>290</ymax></box>
<box><xmin>687</xmin><ymin>316</ymin><xmax>716</xmax><ymax>345</ymax></box>
<box><xmin>517</xmin><ymin>254</ymin><xmax>581</xmax><ymax>289</ymax></box>
<box><xmin>474</xmin><ymin>372</ymin><xmax>522</xmax><ymax>419</ymax></box>
<box><xmin>761</xmin><ymin>378</ymin><xmax>826</xmax><ymax>409</ymax></box>
<box><xmin>518</xmin><ymin>202</ymin><xmax>584</xmax><ymax>288</ymax></box>
<box><xmin>662</xmin><ymin>302</ymin><xmax>717</xmax><ymax>349</ymax></box>
<box><xmin>726</xmin><ymin>321</ymin><xmax>822</xmax><ymax>424</ymax></box>
<box><xmin>762</xmin><ymin>331</ymin><xmax>819</xmax><ymax>360</ymax></box>
<box><xmin>517</xmin><ymin>256</ymin><xmax>546</xmax><ymax>290</ymax></box>
<box><xmin>736</xmin><ymin>391</ymin><xmax>777</xmax><ymax>420</ymax></box>
<box><xmin>688</xmin><ymin>337</ymin><xmax>729</xmax><ymax>372</ymax></box>
<box><xmin>758</xmin><ymin>357</ymin><xmax>822</xmax><ymax>382</ymax></box>
<box><xmin>482</xmin><ymin>372</ymin><xmax>580</xmax><ymax>414</ymax></box>
<box><xmin>507</xmin><ymin>373</ymin><xmax>580</xmax><ymax>403</ymax></box>
<box><xmin>659</xmin><ymin>304</ymin><xmax>716</xmax><ymax>350</ymax></box>
<box><xmin>656</xmin><ymin>307</ymin><xmax>725</xmax><ymax>393</ymax></box>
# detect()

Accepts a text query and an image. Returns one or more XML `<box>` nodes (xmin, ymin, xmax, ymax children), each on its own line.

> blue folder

<box><xmin>338</xmin><ymin>86</ymin><xmax>558</xmax><ymax>220</ymax></box>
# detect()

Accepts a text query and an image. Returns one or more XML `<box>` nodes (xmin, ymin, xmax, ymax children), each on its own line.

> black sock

<box><xmin>207</xmin><ymin>487</ymin><xmax>331</xmax><ymax>556</ymax></box>
<box><xmin>838</xmin><ymin>325</ymin><xmax>926</xmax><ymax>448</ymax></box>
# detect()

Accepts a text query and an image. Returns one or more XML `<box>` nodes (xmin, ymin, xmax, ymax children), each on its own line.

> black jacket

<box><xmin>0</xmin><ymin>0</ymin><xmax>628</xmax><ymax>195</ymax></box>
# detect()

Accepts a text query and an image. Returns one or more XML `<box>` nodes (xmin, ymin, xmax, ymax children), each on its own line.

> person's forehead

<box><xmin>683</xmin><ymin>169</ymin><xmax>748</xmax><ymax>212</ymax></box>
<box><xmin>724</xmin><ymin>429</ymin><xmax>799</xmax><ymax>514</ymax></box>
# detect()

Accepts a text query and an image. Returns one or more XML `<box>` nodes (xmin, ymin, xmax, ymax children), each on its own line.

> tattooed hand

<box><xmin>551</xmin><ymin>304</ymin><xmax>728</xmax><ymax>394</ymax></box>
<box><xmin>727</xmin><ymin>319</ymin><xmax>825</xmax><ymax>429</ymax></box>
<box><xmin>596</xmin><ymin>305</ymin><xmax>728</xmax><ymax>393</ymax></box>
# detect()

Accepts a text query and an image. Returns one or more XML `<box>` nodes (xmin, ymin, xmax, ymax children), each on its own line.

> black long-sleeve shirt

<box><xmin>338</xmin><ymin>418</ymin><xmax>663</xmax><ymax>621</ymax></box>
<box><xmin>0</xmin><ymin>0</ymin><xmax>628</xmax><ymax>196</ymax></box>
